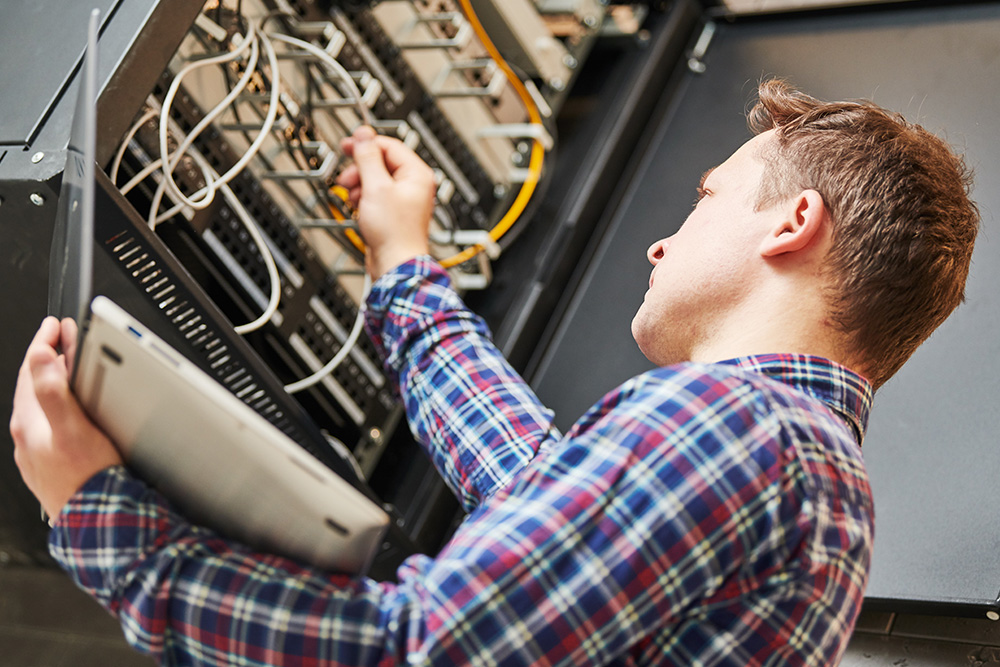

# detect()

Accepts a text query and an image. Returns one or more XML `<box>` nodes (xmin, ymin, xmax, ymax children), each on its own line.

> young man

<box><xmin>10</xmin><ymin>80</ymin><xmax>978</xmax><ymax>665</ymax></box>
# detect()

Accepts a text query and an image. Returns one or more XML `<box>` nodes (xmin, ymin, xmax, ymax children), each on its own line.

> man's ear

<box><xmin>759</xmin><ymin>189</ymin><xmax>828</xmax><ymax>257</ymax></box>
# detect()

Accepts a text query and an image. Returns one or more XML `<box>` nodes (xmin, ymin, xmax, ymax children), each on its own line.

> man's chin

<box><xmin>632</xmin><ymin>325</ymin><xmax>682</xmax><ymax>368</ymax></box>
<box><xmin>629</xmin><ymin>315</ymin><xmax>645</xmax><ymax>351</ymax></box>
<box><xmin>631</xmin><ymin>320</ymin><xmax>659</xmax><ymax>365</ymax></box>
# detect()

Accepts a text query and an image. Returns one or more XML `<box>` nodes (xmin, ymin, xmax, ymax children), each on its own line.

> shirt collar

<box><xmin>718</xmin><ymin>353</ymin><xmax>873</xmax><ymax>445</ymax></box>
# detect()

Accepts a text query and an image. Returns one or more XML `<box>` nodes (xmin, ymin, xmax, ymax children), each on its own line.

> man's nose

<box><xmin>647</xmin><ymin>238</ymin><xmax>667</xmax><ymax>265</ymax></box>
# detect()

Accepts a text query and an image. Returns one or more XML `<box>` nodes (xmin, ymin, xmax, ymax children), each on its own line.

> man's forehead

<box><xmin>706</xmin><ymin>131</ymin><xmax>773</xmax><ymax>181</ymax></box>
<box><xmin>733</xmin><ymin>130</ymin><xmax>774</xmax><ymax>162</ymax></box>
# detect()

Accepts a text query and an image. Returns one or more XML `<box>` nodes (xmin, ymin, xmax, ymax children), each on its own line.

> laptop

<box><xmin>48</xmin><ymin>10</ymin><xmax>389</xmax><ymax>574</ymax></box>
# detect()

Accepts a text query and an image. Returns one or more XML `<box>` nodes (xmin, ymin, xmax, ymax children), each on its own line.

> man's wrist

<box><xmin>368</xmin><ymin>244</ymin><xmax>430</xmax><ymax>280</ymax></box>
<box><xmin>49</xmin><ymin>464</ymin><xmax>128</xmax><ymax>527</ymax></box>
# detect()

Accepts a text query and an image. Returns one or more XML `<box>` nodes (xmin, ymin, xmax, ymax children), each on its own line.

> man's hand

<box><xmin>337</xmin><ymin>126</ymin><xmax>436</xmax><ymax>279</ymax></box>
<box><xmin>10</xmin><ymin>317</ymin><xmax>122</xmax><ymax>520</ymax></box>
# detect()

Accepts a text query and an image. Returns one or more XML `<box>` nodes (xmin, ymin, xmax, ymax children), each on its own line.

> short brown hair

<box><xmin>748</xmin><ymin>79</ymin><xmax>979</xmax><ymax>388</ymax></box>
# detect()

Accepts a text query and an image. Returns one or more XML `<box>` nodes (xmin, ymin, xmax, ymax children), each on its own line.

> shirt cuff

<box><xmin>365</xmin><ymin>256</ymin><xmax>448</xmax><ymax>316</ymax></box>
<box><xmin>49</xmin><ymin>465</ymin><xmax>134</xmax><ymax>528</ymax></box>
<box><xmin>363</xmin><ymin>255</ymin><xmax>459</xmax><ymax>366</ymax></box>
<box><xmin>47</xmin><ymin>465</ymin><xmax>172</xmax><ymax>613</ymax></box>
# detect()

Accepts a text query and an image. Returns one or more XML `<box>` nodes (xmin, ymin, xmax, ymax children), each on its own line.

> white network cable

<box><xmin>114</xmin><ymin>21</ymin><xmax>282</xmax><ymax>335</ymax></box>
<box><xmin>218</xmin><ymin>176</ymin><xmax>283</xmax><ymax>335</ymax></box>
<box><xmin>114</xmin><ymin>14</ymin><xmax>373</xmax><ymax>367</ymax></box>
<box><xmin>156</xmin><ymin>22</ymin><xmax>260</xmax><ymax>212</ymax></box>
<box><xmin>266</xmin><ymin>31</ymin><xmax>374</xmax><ymax>127</ymax></box>
<box><xmin>110</xmin><ymin>109</ymin><xmax>158</xmax><ymax>185</ymax></box>
<box><xmin>284</xmin><ymin>272</ymin><xmax>371</xmax><ymax>394</ymax></box>
<box><xmin>264</xmin><ymin>29</ymin><xmax>377</xmax><ymax>392</ymax></box>
<box><xmin>149</xmin><ymin>28</ymin><xmax>281</xmax><ymax>228</ymax></box>
<box><xmin>147</xmin><ymin>141</ymin><xmax>285</xmax><ymax>335</ymax></box>
<box><xmin>118</xmin><ymin>22</ymin><xmax>259</xmax><ymax>199</ymax></box>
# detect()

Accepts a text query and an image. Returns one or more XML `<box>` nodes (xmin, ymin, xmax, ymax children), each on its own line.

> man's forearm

<box><xmin>365</xmin><ymin>258</ymin><xmax>559</xmax><ymax>511</ymax></box>
<box><xmin>50</xmin><ymin>466</ymin><xmax>416</xmax><ymax>665</ymax></box>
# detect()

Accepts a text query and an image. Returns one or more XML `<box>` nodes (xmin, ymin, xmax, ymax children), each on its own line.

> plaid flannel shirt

<box><xmin>50</xmin><ymin>256</ymin><xmax>874</xmax><ymax>665</ymax></box>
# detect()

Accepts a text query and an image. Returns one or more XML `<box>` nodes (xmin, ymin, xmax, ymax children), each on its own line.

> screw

<box><xmin>369</xmin><ymin>427</ymin><xmax>381</xmax><ymax>442</ymax></box>
<box><xmin>549</xmin><ymin>78</ymin><xmax>565</xmax><ymax>91</ymax></box>
<box><xmin>511</xmin><ymin>152</ymin><xmax>524</xmax><ymax>166</ymax></box>
<box><xmin>493</xmin><ymin>184</ymin><xmax>508</xmax><ymax>198</ymax></box>
<box><xmin>583</xmin><ymin>15</ymin><xmax>598</xmax><ymax>28</ymax></box>
<box><xmin>988</xmin><ymin>611</ymin><xmax>1000</xmax><ymax>622</ymax></box>
<box><xmin>563</xmin><ymin>55</ymin><xmax>578</xmax><ymax>69</ymax></box>
<box><xmin>30</xmin><ymin>193</ymin><xmax>45</xmax><ymax>206</ymax></box>
<box><xmin>688</xmin><ymin>58</ymin><xmax>707</xmax><ymax>74</ymax></box>
<box><xmin>31</xmin><ymin>152</ymin><xmax>45</xmax><ymax>164</ymax></box>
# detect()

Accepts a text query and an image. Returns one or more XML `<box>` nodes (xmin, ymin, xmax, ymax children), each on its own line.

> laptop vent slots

<box><xmin>107</xmin><ymin>231</ymin><xmax>302</xmax><ymax>441</ymax></box>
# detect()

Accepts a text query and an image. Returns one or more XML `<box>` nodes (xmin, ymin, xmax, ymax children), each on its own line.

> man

<box><xmin>10</xmin><ymin>79</ymin><xmax>978</xmax><ymax>665</ymax></box>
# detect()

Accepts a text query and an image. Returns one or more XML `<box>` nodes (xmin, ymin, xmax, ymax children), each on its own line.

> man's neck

<box><xmin>687</xmin><ymin>285</ymin><xmax>852</xmax><ymax>370</ymax></box>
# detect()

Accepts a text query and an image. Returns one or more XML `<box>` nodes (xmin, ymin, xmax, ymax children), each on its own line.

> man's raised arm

<box><xmin>340</xmin><ymin>127</ymin><xmax>559</xmax><ymax>511</ymax></box>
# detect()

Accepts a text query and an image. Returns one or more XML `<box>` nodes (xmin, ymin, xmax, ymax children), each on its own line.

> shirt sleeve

<box><xmin>50</xmin><ymin>466</ymin><xmax>423</xmax><ymax>666</ymax></box>
<box><xmin>364</xmin><ymin>257</ymin><xmax>559</xmax><ymax>511</ymax></box>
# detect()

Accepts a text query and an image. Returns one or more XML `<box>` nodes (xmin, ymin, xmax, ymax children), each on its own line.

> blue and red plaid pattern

<box><xmin>50</xmin><ymin>256</ymin><xmax>874</xmax><ymax>665</ymax></box>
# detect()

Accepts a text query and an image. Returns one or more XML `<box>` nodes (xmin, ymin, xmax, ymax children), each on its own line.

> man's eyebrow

<box><xmin>698</xmin><ymin>167</ymin><xmax>716</xmax><ymax>191</ymax></box>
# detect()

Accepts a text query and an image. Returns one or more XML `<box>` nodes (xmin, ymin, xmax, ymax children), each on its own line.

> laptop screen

<box><xmin>47</xmin><ymin>8</ymin><xmax>100</xmax><ymax>332</ymax></box>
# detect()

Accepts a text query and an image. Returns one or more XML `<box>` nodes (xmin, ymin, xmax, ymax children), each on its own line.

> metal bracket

<box><xmin>395</xmin><ymin>12</ymin><xmax>472</xmax><ymax>50</ymax></box>
<box><xmin>430</xmin><ymin>229</ymin><xmax>501</xmax><ymax>260</ymax></box>
<box><xmin>262</xmin><ymin>140</ymin><xmax>336</xmax><ymax>181</ymax></box>
<box><xmin>370</xmin><ymin>120</ymin><xmax>420</xmax><ymax>151</ymax></box>
<box><xmin>298</xmin><ymin>218</ymin><xmax>360</xmax><ymax>231</ymax></box>
<box><xmin>312</xmin><ymin>71</ymin><xmax>383</xmax><ymax>111</ymax></box>
<box><xmin>274</xmin><ymin>21</ymin><xmax>346</xmax><ymax>60</ymax></box>
<box><xmin>430</xmin><ymin>59</ymin><xmax>506</xmax><ymax>98</ymax></box>
<box><xmin>476</xmin><ymin>123</ymin><xmax>554</xmax><ymax>150</ymax></box>
<box><xmin>687</xmin><ymin>21</ymin><xmax>716</xmax><ymax>74</ymax></box>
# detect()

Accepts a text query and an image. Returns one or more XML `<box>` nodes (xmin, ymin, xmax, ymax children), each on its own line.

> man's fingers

<box><xmin>347</xmin><ymin>126</ymin><xmax>390</xmax><ymax>189</ymax></box>
<box><xmin>33</xmin><ymin>316</ymin><xmax>62</xmax><ymax>350</ymax></box>
<box><xmin>11</xmin><ymin>323</ymin><xmax>59</xmax><ymax>452</ymax></box>
<box><xmin>10</xmin><ymin>359</ymin><xmax>49</xmax><ymax>453</ymax></box>
<box><xmin>27</xmin><ymin>345</ymin><xmax>75</xmax><ymax>434</ymax></box>
<box><xmin>60</xmin><ymin>318</ymin><xmax>78</xmax><ymax>373</ymax></box>
<box><xmin>337</xmin><ymin>164</ymin><xmax>359</xmax><ymax>188</ymax></box>
<box><xmin>13</xmin><ymin>317</ymin><xmax>62</xmax><ymax>420</ymax></box>
<box><xmin>376</xmin><ymin>137</ymin><xmax>434</xmax><ymax>187</ymax></box>
<box><xmin>340</xmin><ymin>129</ymin><xmax>434</xmax><ymax>194</ymax></box>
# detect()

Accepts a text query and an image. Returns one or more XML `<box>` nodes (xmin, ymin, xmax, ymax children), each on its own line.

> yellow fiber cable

<box><xmin>329</xmin><ymin>185</ymin><xmax>367</xmax><ymax>254</ymax></box>
<box><xmin>439</xmin><ymin>0</ymin><xmax>546</xmax><ymax>268</ymax></box>
<box><xmin>333</xmin><ymin>2</ymin><xmax>547</xmax><ymax>270</ymax></box>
